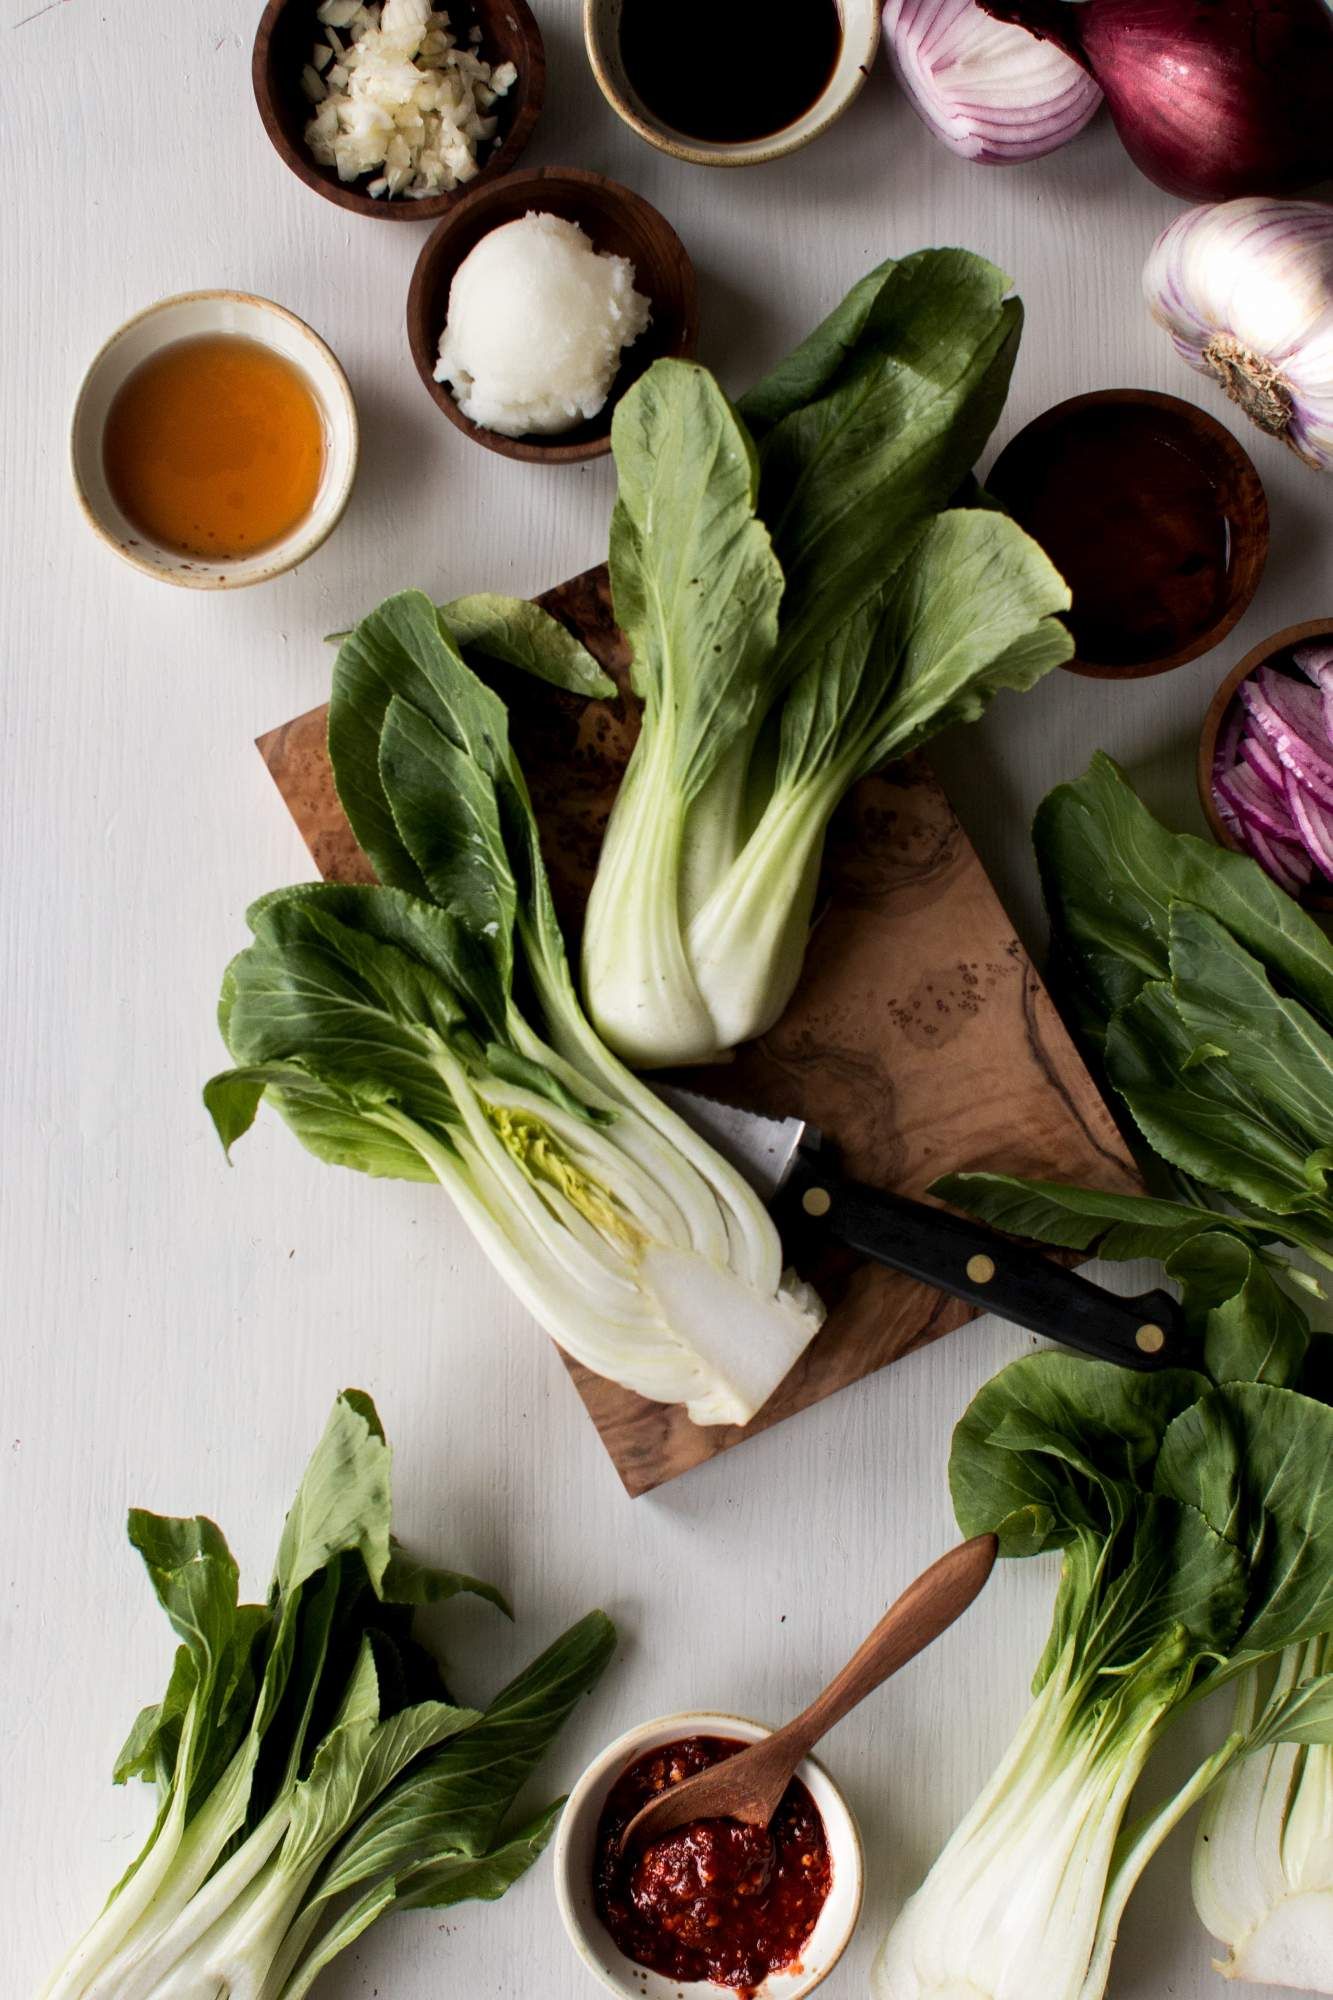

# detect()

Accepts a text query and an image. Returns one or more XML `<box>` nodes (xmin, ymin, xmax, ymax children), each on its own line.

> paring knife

<box><xmin>658</xmin><ymin>1085</ymin><xmax>1186</xmax><ymax>1373</ymax></box>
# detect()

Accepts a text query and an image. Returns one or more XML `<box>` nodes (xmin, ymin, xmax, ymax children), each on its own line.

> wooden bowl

<box><xmin>406</xmin><ymin>167</ymin><xmax>700</xmax><ymax>463</ymax></box>
<box><xmin>987</xmin><ymin>389</ymin><xmax>1269</xmax><ymax>680</ymax></box>
<box><xmin>252</xmin><ymin>0</ymin><xmax>544</xmax><ymax>222</ymax></box>
<box><xmin>1197</xmin><ymin>618</ymin><xmax>1333</xmax><ymax>912</ymax></box>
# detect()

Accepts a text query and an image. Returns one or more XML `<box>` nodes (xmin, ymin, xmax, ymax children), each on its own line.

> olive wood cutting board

<box><xmin>257</xmin><ymin>563</ymin><xmax>1139</xmax><ymax>1496</ymax></box>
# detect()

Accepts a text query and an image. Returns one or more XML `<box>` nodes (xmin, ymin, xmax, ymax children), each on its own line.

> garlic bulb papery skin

<box><xmin>883</xmin><ymin>0</ymin><xmax>1102</xmax><ymax>164</ymax></box>
<box><xmin>1144</xmin><ymin>198</ymin><xmax>1333</xmax><ymax>472</ymax></box>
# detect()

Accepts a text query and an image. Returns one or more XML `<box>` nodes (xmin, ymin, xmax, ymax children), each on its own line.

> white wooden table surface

<box><xmin>3</xmin><ymin>7</ymin><xmax>1328</xmax><ymax>1997</ymax></box>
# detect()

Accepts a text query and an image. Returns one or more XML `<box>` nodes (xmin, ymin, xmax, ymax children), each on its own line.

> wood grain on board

<box><xmin>257</xmin><ymin>564</ymin><xmax>1139</xmax><ymax>1496</ymax></box>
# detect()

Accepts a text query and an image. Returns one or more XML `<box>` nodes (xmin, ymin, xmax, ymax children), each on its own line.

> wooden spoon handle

<box><xmin>771</xmin><ymin>1533</ymin><xmax>998</xmax><ymax>1764</ymax></box>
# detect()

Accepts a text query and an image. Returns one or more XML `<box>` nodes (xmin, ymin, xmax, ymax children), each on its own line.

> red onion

<box><xmin>1286</xmin><ymin>770</ymin><xmax>1333</xmax><ymax>876</ymax></box>
<box><xmin>979</xmin><ymin>0</ymin><xmax>1333</xmax><ymax>201</ymax></box>
<box><xmin>882</xmin><ymin>0</ymin><xmax>1101</xmax><ymax>164</ymax></box>
<box><xmin>1248</xmin><ymin>826</ymin><xmax>1312</xmax><ymax>894</ymax></box>
<box><xmin>1213</xmin><ymin>649</ymin><xmax>1333</xmax><ymax>892</ymax></box>
<box><xmin>1239</xmin><ymin>732</ymin><xmax>1286</xmax><ymax>797</ymax></box>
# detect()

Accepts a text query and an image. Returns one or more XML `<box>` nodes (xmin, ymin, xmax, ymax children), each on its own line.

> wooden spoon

<box><xmin>619</xmin><ymin>1534</ymin><xmax>998</xmax><ymax>1857</ymax></box>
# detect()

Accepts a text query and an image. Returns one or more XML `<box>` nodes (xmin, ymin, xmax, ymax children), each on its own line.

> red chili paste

<box><xmin>593</xmin><ymin>1735</ymin><xmax>832</xmax><ymax>1995</ymax></box>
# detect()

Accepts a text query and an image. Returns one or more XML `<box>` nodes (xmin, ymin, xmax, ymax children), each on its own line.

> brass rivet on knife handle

<box><xmin>1136</xmin><ymin>1323</ymin><xmax>1166</xmax><ymax>1354</ymax></box>
<box><xmin>802</xmin><ymin>1186</ymin><xmax>832</xmax><ymax>1218</ymax></box>
<box><xmin>966</xmin><ymin>1254</ymin><xmax>996</xmax><ymax>1284</ymax></box>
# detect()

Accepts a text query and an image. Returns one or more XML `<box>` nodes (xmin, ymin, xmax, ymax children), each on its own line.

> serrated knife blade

<box><xmin>653</xmin><ymin>1083</ymin><xmax>815</xmax><ymax>1204</ymax></box>
<box><xmin>652</xmin><ymin>1081</ymin><xmax>1187</xmax><ymax>1374</ymax></box>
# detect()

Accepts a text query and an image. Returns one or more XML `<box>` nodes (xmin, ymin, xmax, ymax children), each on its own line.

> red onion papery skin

<box><xmin>977</xmin><ymin>0</ymin><xmax>1333</xmax><ymax>201</ymax></box>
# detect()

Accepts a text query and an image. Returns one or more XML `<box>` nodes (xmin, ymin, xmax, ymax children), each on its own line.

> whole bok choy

<box><xmin>873</xmin><ymin>1178</ymin><xmax>1333</xmax><ymax>2000</ymax></box>
<box><xmin>206</xmin><ymin>593</ymin><xmax>822</xmax><ymax>1426</ymax></box>
<box><xmin>39</xmin><ymin>1390</ymin><xmax>614</xmax><ymax>2000</ymax></box>
<box><xmin>579</xmin><ymin>251</ymin><xmax>1075</xmax><ymax>1068</ymax></box>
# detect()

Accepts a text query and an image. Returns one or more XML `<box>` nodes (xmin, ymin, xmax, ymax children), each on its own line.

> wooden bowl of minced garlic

<box><xmin>253</xmin><ymin>0</ymin><xmax>544</xmax><ymax>221</ymax></box>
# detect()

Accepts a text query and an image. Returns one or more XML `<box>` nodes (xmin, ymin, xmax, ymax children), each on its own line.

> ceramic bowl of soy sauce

<box><xmin>986</xmin><ymin>389</ymin><xmax>1269</xmax><ymax>680</ymax></box>
<box><xmin>583</xmin><ymin>0</ymin><xmax>882</xmax><ymax>167</ymax></box>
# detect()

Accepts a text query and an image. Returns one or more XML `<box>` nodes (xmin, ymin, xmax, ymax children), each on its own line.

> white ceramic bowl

<box><xmin>70</xmin><ymin>290</ymin><xmax>359</xmax><ymax>590</ymax></box>
<box><xmin>554</xmin><ymin>1712</ymin><xmax>864</xmax><ymax>2000</ymax></box>
<box><xmin>583</xmin><ymin>0</ymin><xmax>882</xmax><ymax>167</ymax></box>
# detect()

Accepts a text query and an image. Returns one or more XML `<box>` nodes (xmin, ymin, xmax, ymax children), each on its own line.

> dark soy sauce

<box><xmin>988</xmin><ymin>404</ymin><xmax>1234</xmax><ymax>670</ymax></box>
<box><xmin>618</xmin><ymin>0</ymin><xmax>844</xmax><ymax>144</ymax></box>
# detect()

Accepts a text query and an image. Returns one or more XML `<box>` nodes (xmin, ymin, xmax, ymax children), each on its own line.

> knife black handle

<box><xmin>781</xmin><ymin>1153</ymin><xmax>1185</xmax><ymax>1372</ymax></box>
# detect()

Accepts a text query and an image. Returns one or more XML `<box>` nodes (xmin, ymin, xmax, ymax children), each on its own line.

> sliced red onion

<box><xmin>1294</xmin><ymin>642</ymin><xmax>1333</xmax><ymax>689</ymax></box>
<box><xmin>1216</xmin><ymin>763</ymin><xmax>1298</xmax><ymax>841</ymax></box>
<box><xmin>1238</xmin><ymin>673</ymin><xmax>1333</xmax><ymax>808</ymax></box>
<box><xmin>1285</xmin><ymin>769</ymin><xmax>1333</xmax><ymax>877</ymax></box>
<box><xmin>1248</xmin><ymin>826</ymin><xmax>1313</xmax><ymax>894</ymax></box>
<box><xmin>1215</xmin><ymin>659</ymin><xmax>1333</xmax><ymax>890</ymax></box>
<box><xmin>1215</xmin><ymin>699</ymin><xmax>1244</xmax><ymax>774</ymax></box>
<box><xmin>882</xmin><ymin>0</ymin><xmax>1102</xmax><ymax>165</ymax></box>
<box><xmin>1238</xmin><ymin>729</ymin><xmax>1286</xmax><ymax>797</ymax></box>
<box><xmin>1294</xmin><ymin>643</ymin><xmax>1333</xmax><ymax>748</ymax></box>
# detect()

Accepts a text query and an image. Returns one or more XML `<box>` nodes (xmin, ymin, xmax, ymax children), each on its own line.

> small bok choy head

<box><xmin>40</xmin><ymin>1390</ymin><xmax>615</xmax><ymax>2000</ymax></box>
<box><xmin>205</xmin><ymin>593</ymin><xmax>823</xmax><ymax>1427</ymax></box>
<box><xmin>933</xmin><ymin>1177</ymin><xmax>1333</xmax><ymax>1993</ymax></box>
<box><xmin>579</xmin><ymin>251</ymin><xmax>1075</xmax><ymax>1069</ymax></box>
<box><xmin>872</xmin><ymin>1272</ymin><xmax>1333</xmax><ymax>2000</ymax></box>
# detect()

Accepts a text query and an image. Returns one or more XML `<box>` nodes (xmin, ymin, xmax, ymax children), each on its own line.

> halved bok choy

<box><xmin>205</xmin><ymin>592</ymin><xmax>822</xmax><ymax>1426</ymax></box>
<box><xmin>580</xmin><ymin>252</ymin><xmax>1076</xmax><ymax>1068</ymax></box>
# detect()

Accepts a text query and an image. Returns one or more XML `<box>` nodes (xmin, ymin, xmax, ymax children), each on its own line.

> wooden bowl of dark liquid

<box><xmin>986</xmin><ymin>390</ymin><xmax>1269</xmax><ymax>679</ymax></box>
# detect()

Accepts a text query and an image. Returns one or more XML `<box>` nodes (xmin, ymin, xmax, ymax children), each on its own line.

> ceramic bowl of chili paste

<box><xmin>553</xmin><ymin>1712</ymin><xmax>863</xmax><ymax>1999</ymax></box>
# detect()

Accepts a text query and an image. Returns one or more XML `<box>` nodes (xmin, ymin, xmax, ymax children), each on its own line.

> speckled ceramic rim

<box><xmin>552</xmin><ymin>1711</ymin><xmax>865</xmax><ymax>2000</ymax></box>
<box><xmin>582</xmin><ymin>0</ymin><xmax>882</xmax><ymax>167</ymax></box>
<box><xmin>69</xmin><ymin>289</ymin><xmax>359</xmax><ymax>591</ymax></box>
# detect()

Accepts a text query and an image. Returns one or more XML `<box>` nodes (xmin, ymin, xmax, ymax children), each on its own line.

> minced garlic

<box><xmin>302</xmin><ymin>0</ymin><xmax>517</xmax><ymax>201</ymax></box>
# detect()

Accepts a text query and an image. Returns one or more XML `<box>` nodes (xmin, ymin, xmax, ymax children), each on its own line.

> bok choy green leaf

<box><xmin>206</xmin><ymin>592</ymin><xmax>823</xmax><ymax>1426</ymax></box>
<box><xmin>873</xmin><ymin>1345</ymin><xmax>1333</xmax><ymax>2000</ymax></box>
<box><xmin>40</xmin><ymin>1390</ymin><xmax>614</xmax><ymax>2000</ymax></box>
<box><xmin>580</xmin><ymin>252</ymin><xmax>1074</xmax><ymax>1068</ymax></box>
<box><xmin>875</xmin><ymin>1145</ymin><xmax>1333</xmax><ymax>2000</ymax></box>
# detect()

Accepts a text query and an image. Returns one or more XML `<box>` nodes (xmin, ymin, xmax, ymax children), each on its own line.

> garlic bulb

<box><xmin>1144</xmin><ymin>197</ymin><xmax>1333</xmax><ymax>472</ymax></box>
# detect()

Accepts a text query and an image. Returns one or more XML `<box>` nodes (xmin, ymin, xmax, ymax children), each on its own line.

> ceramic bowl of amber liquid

<box><xmin>553</xmin><ymin>1711</ymin><xmax>864</xmax><ymax>2000</ymax></box>
<box><xmin>70</xmin><ymin>291</ymin><xmax>358</xmax><ymax>590</ymax></box>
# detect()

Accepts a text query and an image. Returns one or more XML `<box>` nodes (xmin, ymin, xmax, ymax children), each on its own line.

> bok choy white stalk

<box><xmin>871</xmin><ymin>1268</ymin><xmax>1333</xmax><ymax>2000</ymax></box>
<box><xmin>1194</xmin><ymin>1636</ymin><xmax>1333</xmax><ymax>1988</ymax></box>
<box><xmin>40</xmin><ymin>1390</ymin><xmax>614</xmax><ymax>2000</ymax></box>
<box><xmin>206</xmin><ymin>593</ymin><xmax>823</xmax><ymax>1426</ymax></box>
<box><xmin>580</xmin><ymin>251</ymin><xmax>1074</xmax><ymax>1068</ymax></box>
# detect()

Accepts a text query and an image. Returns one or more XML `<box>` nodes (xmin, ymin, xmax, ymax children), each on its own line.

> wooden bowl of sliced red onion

<box><xmin>1199</xmin><ymin>620</ymin><xmax>1333</xmax><ymax>910</ymax></box>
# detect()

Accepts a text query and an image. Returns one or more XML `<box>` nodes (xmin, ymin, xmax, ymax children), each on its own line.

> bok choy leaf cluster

<box><xmin>580</xmin><ymin>250</ymin><xmax>1075</xmax><ymax>1068</ymax></box>
<box><xmin>41</xmin><ymin>1389</ymin><xmax>614</xmax><ymax>2000</ymax></box>
<box><xmin>873</xmin><ymin>1317</ymin><xmax>1333</xmax><ymax>2000</ymax></box>
<box><xmin>923</xmin><ymin>751</ymin><xmax>1333</xmax><ymax>1990</ymax></box>
<box><xmin>874</xmin><ymin>1088</ymin><xmax>1333</xmax><ymax>2000</ymax></box>
<box><xmin>206</xmin><ymin>593</ymin><xmax>823</xmax><ymax>1426</ymax></box>
<box><xmin>1029</xmin><ymin>750</ymin><xmax>1333</xmax><ymax>1267</ymax></box>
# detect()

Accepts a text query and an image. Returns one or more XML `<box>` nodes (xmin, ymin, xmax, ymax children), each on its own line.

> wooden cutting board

<box><xmin>258</xmin><ymin>564</ymin><xmax>1138</xmax><ymax>1496</ymax></box>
